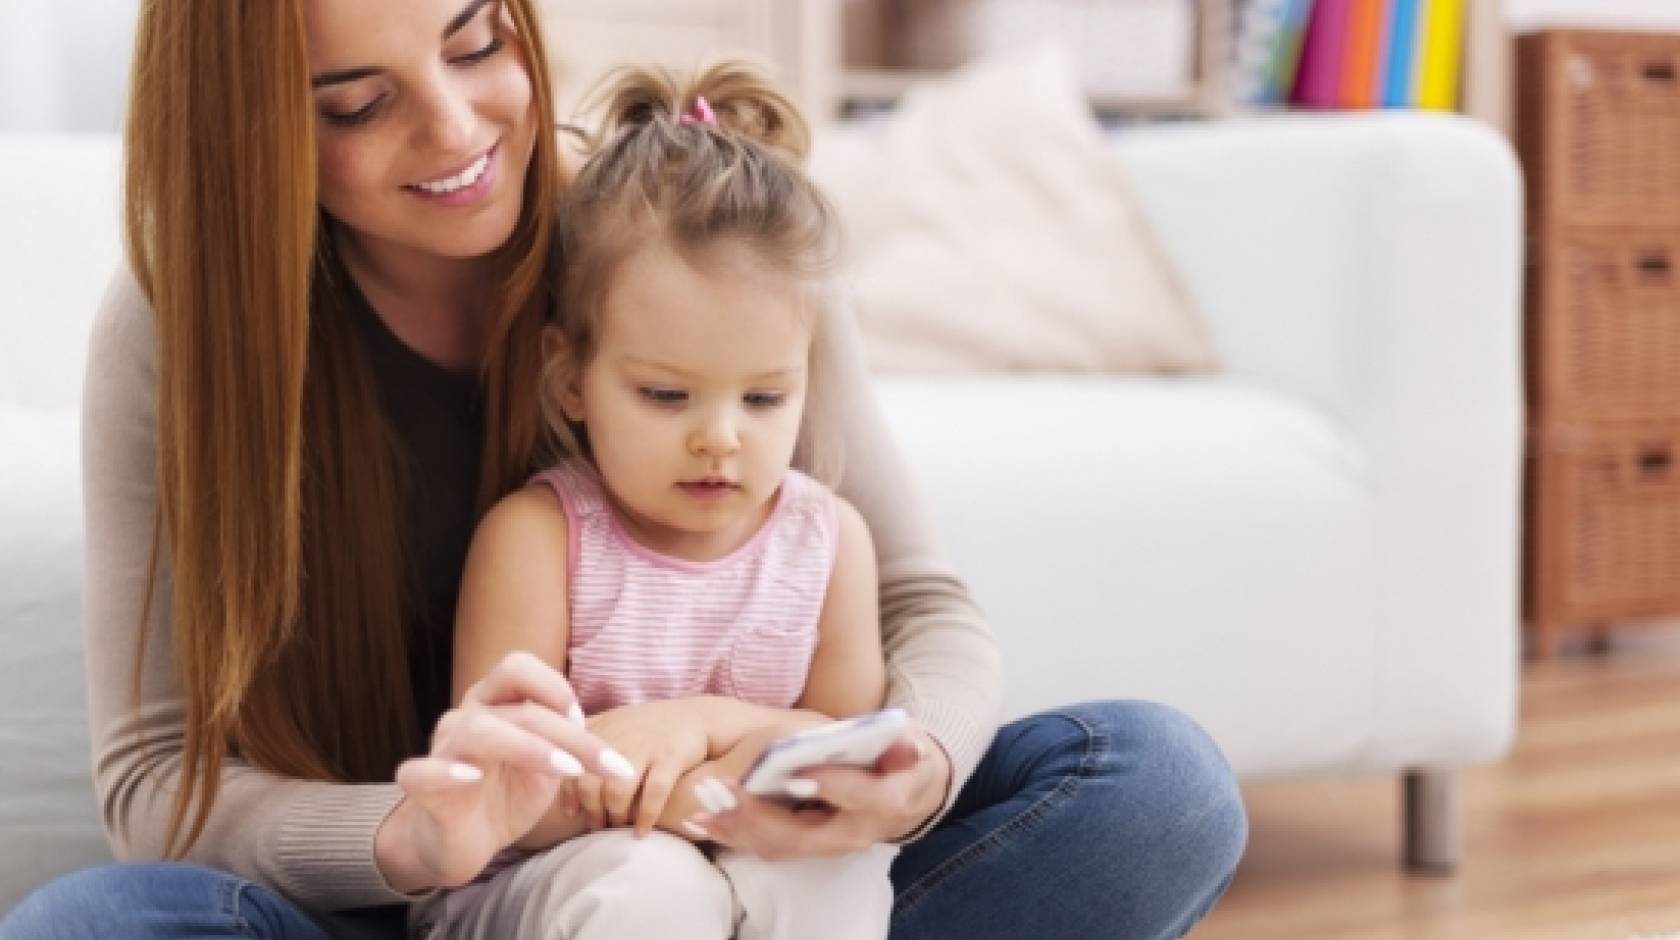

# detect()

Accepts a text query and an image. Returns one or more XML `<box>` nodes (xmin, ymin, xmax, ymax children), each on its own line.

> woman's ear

<box><xmin>542</xmin><ymin>325</ymin><xmax>587</xmax><ymax>423</ymax></box>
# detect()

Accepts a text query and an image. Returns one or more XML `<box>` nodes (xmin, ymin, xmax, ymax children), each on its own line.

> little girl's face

<box><xmin>565</xmin><ymin>239</ymin><xmax>813</xmax><ymax>560</ymax></box>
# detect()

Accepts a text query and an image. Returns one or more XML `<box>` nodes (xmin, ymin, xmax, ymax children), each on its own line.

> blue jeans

<box><xmin>3</xmin><ymin>700</ymin><xmax>1245</xmax><ymax>940</ymax></box>
<box><xmin>0</xmin><ymin>861</ymin><xmax>341</xmax><ymax>939</ymax></box>
<box><xmin>889</xmin><ymin>700</ymin><xmax>1246</xmax><ymax>939</ymax></box>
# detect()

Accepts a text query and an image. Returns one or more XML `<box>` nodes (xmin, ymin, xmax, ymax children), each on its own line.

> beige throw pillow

<box><xmin>809</xmin><ymin>46</ymin><xmax>1219</xmax><ymax>375</ymax></box>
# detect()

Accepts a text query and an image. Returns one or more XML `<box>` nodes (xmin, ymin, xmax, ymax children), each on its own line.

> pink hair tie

<box><xmin>680</xmin><ymin>95</ymin><xmax>717</xmax><ymax>127</ymax></box>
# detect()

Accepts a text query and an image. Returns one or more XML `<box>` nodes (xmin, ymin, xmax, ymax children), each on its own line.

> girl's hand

<box><xmin>564</xmin><ymin>698</ymin><xmax>712</xmax><ymax>836</ymax></box>
<box><xmin>653</xmin><ymin>717</ymin><xmax>819</xmax><ymax>841</ymax></box>
<box><xmin>686</xmin><ymin>725</ymin><xmax>952</xmax><ymax>862</ymax></box>
<box><xmin>379</xmin><ymin>652</ymin><xmax>634</xmax><ymax>891</ymax></box>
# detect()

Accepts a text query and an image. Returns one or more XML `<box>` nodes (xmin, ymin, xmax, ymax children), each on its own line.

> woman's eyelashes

<box><xmin>455</xmin><ymin>36</ymin><xmax>505</xmax><ymax>65</ymax></box>
<box><xmin>317</xmin><ymin>37</ymin><xmax>506</xmax><ymax>129</ymax></box>
<box><xmin>322</xmin><ymin>97</ymin><xmax>385</xmax><ymax>128</ymax></box>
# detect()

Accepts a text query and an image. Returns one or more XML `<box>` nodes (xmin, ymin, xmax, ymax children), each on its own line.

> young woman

<box><xmin>0</xmin><ymin>1</ymin><xmax>1247</xmax><ymax>938</ymax></box>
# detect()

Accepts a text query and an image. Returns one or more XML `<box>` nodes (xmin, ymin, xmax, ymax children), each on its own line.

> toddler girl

<box><xmin>413</xmin><ymin>59</ymin><xmax>897</xmax><ymax>940</ymax></box>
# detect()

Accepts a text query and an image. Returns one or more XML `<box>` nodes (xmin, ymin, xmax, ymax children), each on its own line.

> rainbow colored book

<box><xmin>1417</xmin><ymin>0</ymin><xmax>1465</xmax><ymax>110</ymax></box>
<box><xmin>1382</xmin><ymin>0</ymin><xmax>1423</xmax><ymax>106</ymax></box>
<box><xmin>1293</xmin><ymin>0</ymin><xmax>1351</xmax><ymax>108</ymax></box>
<box><xmin>1340</xmin><ymin>0</ymin><xmax>1387</xmax><ymax>108</ymax></box>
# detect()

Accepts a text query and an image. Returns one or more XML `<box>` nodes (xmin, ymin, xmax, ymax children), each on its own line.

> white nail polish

<box><xmin>710</xmin><ymin>779</ymin><xmax>738</xmax><ymax>813</ymax></box>
<box><xmin>683</xmin><ymin>820</ymin><xmax>710</xmax><ymax>838</ymax></box>
<box><xmin>569</xmin><ymin>702</ymin><xmax>587</xmax><ymax>727</ymax></box>
<box><xmin>782</xmin><ymin>778</ymin><xmax>819</xmax><ymax>800</ymax></box>
<box><xmin>693</xmin><ymin>781</ymin><xmax>723</xmax><ymax>814</ymax></box>
<box><xmin>599</xmin><ymin>748</ymin><xmax>637</xmax><ymax>781</ymax></box>
<box><xmin>449</xmin><ymin>762</ymin><xmax>483</xmax><ymax>783</ymax></box>
<box><xmin>550</xmin><ymin>750</ymin><xmax>584</xmax><ymax>776</ymax></box>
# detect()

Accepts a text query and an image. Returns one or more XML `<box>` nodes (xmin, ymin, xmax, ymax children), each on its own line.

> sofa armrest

<box><xmin>1114</xmin><ymin>112</ymin><xmax>1524</xmax><ymax>766</ymax></box>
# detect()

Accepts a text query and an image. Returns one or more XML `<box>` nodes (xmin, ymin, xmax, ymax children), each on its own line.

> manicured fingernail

<box><xmin>599</xmin><ymin>748</ymin><xmax>636</xmax><ymax>780</ymax></box>
<box><xmin>782</xmin><ymin>778</ymin><xmax>819</xmax><ymax>800</ymax></box>
<box><xmin>569</xmin><ymin>702</ymin><xmax>587</xmax><ymax>727</ymax></box>
<box><xmin>550</xmin><ymin>750</ymin><xmax>584</xmax><ymax>776</ymax></box>
<box><xmin>707</xmin><ymin>778</ymin><xmax>738</xmax><ymax>813</ymax></box>
<box><xmin>683</xmin><ymin>820</ymin><xmax>709</xmax><ymax>838</ymax></box>
<box><xmin>693</xmin><ymin>781</ymin><xmax>724</xmax><ymax>814</ymax></box>
<box><xmin>449</xmin><ymin>762</ymin><xmax>483</xmax><ymax>783</ymax></box>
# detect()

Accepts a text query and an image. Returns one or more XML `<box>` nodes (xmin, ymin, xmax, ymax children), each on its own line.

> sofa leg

<box><xmin>1402</xmin><ymin>769</ymin><xmax>1459</xmax><ymax>874</ymax></box>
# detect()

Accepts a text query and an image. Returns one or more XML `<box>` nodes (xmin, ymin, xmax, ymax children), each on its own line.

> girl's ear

<box><xmin>542</xmin><ymin>325</ymin><xmax>587</xmax><ymax>423</ymax></box>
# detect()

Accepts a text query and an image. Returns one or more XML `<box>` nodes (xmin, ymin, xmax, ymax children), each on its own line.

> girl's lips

<box><xmin>404</xmin><ymin>144</ymin><xmax>499</xmax><ymax>208</ymax></box>
<box><xmin>677</xmin><ymin>481</ymin><xmax>740</xmax><ymax>501</ymax></box>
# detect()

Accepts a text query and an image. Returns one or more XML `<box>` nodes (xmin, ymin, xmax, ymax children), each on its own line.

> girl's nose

<box><xmin>689</xmin><ymin>412</ymin><xmax>740</xmax><ymax>458</ymax></box>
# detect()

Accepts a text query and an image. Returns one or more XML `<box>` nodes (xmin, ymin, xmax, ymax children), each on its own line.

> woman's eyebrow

<box><xmin>311</xmin><ymin>0</ymin><xmax>495</xmax><ymax>88</ymax></box>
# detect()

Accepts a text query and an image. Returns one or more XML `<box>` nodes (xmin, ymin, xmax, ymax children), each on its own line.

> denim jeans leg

<box><xmin>0</xmin><ymin>862</ymin><xmax>339</xmax><ymax>940</ymax></box>
<box><xmin>889</xmin><ymin>700</ymin><xmax>1248</xmax><ymax>940</ymax></box>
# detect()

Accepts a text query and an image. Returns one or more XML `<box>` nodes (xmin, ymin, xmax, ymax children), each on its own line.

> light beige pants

<box><xmin>411</xmin><ymin>831</ymin><xmax>897</xmax><ymax>940</ymax></box>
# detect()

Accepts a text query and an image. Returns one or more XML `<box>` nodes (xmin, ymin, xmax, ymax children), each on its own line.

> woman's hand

<box><xmin>687</xmin><ymin>724</ymin><xmax>954</xmax><ymax>861</ymax></box>
<box><xmin>559</xmin><ymin>698</ymin><xmax>712</xmax><ymax>836</ymax></box>
<box><xmin>377</xmin><ymin>652</ymin><xmax>634</xmax><ymax>892</ymax></box>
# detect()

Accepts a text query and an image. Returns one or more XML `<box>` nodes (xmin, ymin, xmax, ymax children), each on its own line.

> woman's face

<box><xmin>305</xmin><ymin>0</ymin><xmax>537</xmax><ymax>263</ymax></box>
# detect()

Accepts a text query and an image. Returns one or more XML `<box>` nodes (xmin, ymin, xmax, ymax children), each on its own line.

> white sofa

<box><xmin>0</xmin><ymin>112</ymin><xmax>1524</xmax><ymax>915</ymax></box>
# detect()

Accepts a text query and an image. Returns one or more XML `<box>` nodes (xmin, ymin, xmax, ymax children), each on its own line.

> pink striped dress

<box><xmin>531</xmin><ymin>460</ymin><xmax>839</xmax><ymax>713</ymax></box>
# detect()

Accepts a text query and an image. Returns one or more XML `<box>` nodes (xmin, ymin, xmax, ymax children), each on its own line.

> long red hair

<box><xmin>123</xmin><ymin>0</ymin><xmax>562</xmax><ymax>856</ymax></box>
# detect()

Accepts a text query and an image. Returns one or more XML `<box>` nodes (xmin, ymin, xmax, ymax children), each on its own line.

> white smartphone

<box><xmin>740</xmin><ymin>707</ymin><xmax>910</xmax><ymax>797</ymax></box>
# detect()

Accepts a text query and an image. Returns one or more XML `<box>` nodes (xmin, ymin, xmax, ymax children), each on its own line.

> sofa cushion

<box><xmin>809</xmin><ymin>47</ymin><xmax>1218</xmax><ymax>376</ymax></box>
<box><xmin>874</xmin><ymin>375</ymin><xmax>1382</xmax><ymax>776</ymax></box>
<box><xmin>0</xmin><ymin>403</ymin><xmax>111</xmax><ymax>913</ymax></box>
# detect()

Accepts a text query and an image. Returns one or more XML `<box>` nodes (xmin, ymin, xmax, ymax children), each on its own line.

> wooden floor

<box><xmin>1192</xmin><ymin>625</ymin><xmax>1680</xmax><ymax>940</ymax></box>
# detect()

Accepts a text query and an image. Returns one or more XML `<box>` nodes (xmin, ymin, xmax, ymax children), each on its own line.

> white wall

<box><xmin>1505</xmin><ymin>0</ymin><xmax>1680</xmax><ymax>34</ymax></box>
<box><xmin>0</xmin><ymin>0</ymin><xmax>139</xmax><ymax>132</ymax></box>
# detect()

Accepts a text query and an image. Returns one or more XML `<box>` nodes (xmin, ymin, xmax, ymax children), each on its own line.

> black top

<box><xmin>343</xmin><ymin>273</ymin><xmax>484</xmax><ymax>738</ymax></box>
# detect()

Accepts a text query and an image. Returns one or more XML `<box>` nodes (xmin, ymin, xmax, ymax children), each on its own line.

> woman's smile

<box><xmin>404</xmin><ymin>141</ymin><xmax>501</xmax><ymax>207</ymax></box>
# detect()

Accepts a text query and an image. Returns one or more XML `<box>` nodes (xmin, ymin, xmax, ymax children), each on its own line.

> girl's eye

<box><xmin>322</xmin><ymin>97</ymin><xmax>384</xmax><ymax>128</ymax></box>
<box><xmin>744</xmin><ymin>392</ymin><xmax>786</xmax><ymax>409</ymax></box>
<box><xmin>639</xmin><ymin>387</ymin><xmax>688</xmax><ymax>406</ymax></box>
<box><xmin>455</xmin><ymin>37</ymin><xmax>504</xmax><ymax>65</ymax></box>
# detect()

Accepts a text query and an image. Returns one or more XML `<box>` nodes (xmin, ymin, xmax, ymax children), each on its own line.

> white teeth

<box><xmin>415</xmin><ymin>152</ymin><xmax>489</xmax><ymax>194</ymax></box>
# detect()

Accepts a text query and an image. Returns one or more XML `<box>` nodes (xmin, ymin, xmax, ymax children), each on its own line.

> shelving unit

<box><xmin>537</xmin><ymin>1</ymin><xmax>1233</xmax><ymax>123</ymax></box>
<box><xmin>838</xmin><ymin>0</ymin><xmax>1234</xmax><ymax>119</ymax></box>
<box><xmin>1517</xmin><ymin>28</ymin><xmax>1680</xmax><ymax>656</ymax></box>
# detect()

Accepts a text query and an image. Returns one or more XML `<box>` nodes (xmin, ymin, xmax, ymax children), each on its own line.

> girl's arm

<box><xmin>451</xmin><ymin>486</ymin><xmax>590</xmax><ymax>848</ymax></box>
<box><xmin>795</xmin><ymin>495</ymin><xmax>887</xmax><ymax>718</ymax></box>
<box><xmin>451</xmin><ymin>487</ymin><xmax>573</xmax><ymax>701</ymax></box>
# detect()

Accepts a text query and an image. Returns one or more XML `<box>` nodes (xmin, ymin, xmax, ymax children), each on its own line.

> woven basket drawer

<box><xmin>1526</xmin><ymin>420</ymin><xmax>1680</xmax><ymax>626</ymax></box>
<box><xmin>1518</xmin><ymin>30</ymin><xmax>1680</xmax><ymax>229</ymax></box>
<box><xmin>1527</xmin><ymin>227</ymin><xmax>1680</xmax><ymax>415</ymax></box>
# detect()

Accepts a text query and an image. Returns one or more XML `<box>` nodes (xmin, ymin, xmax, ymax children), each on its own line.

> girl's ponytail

<box><xmin>584</xmin><ymin>58</ymin><xmax>812</xmax><ymax>164</ymax></box>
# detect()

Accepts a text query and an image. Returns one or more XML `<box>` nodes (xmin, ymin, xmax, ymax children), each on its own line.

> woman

<box><xmin>0</xmin><ymin>0</ymin><xmax>1246</xmax><ymax>937</ymax></box>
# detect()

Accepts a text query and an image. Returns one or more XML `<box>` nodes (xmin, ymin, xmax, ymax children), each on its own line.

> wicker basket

<box><xmin>1526</xmin><ymin>226</ymin><xmax>1680</xmax><ymax>415</ymax></box>
<box><xmin>1525</xmin><ymin>420</ymin><xmax>1680</xmax><ymax>651</ymax></box>
<box><xmin>1517</xmin><ymin>30</ymin><xmax>1680</xmax><ymax>230</ymax></box>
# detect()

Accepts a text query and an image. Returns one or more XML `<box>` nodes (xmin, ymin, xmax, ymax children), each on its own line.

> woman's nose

<box><xmin>414</xmin><ymin>76</ymin><xmax>476</xmax><ymax>154</ymax></box>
